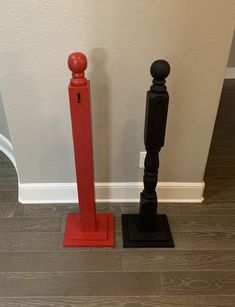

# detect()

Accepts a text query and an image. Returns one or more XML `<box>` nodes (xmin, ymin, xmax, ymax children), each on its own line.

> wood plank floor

<box><xmin>0</xmin><ymin>80</ymin><xmax>235</xmax><ymax>306</ymax></box>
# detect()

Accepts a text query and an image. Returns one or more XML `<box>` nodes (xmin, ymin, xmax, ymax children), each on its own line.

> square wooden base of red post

<box><xmin>63</xmin><ymin>213</ymin><xmax>114</xmax><ymax>247</ymax></box>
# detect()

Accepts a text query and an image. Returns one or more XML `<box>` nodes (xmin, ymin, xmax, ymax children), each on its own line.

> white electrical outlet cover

<box><xmin>139</xmin><ymin>151</ymin><xmax>146</xmax><ymax>168</ymax></box>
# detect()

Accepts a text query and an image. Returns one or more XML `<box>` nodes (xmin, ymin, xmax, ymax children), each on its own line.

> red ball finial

<box><xmin>68</xmin><ymin>52</ymin><xmax>87</xmax><ymax>86</ymax></box>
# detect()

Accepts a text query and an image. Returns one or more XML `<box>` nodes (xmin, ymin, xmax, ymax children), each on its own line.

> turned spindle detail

<box><xmin>68</xmin><ymin>52</ymin><xmax>88</xmax><ymax>87</ymax></box>
<box><xmin>139</xmin><ymin>60</ymin><xmax>170</xmax><ymax>232</ymax></box>
<box><xmin>121</xmin><ymin>59</ymin><xmax>174</xmax><ymax>248</ymax></box>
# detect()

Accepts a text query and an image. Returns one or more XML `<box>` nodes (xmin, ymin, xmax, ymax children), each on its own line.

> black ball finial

<box><xmin>150</xmin><ymin>60</ymin><xmax>170</xmax><ymax>80</ymax></box>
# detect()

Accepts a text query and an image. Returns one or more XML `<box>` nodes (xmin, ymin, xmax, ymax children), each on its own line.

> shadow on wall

<box><xmin>119</xmin><ymin>118</ymin><xmax>140</xmax><ymax>182</ymax></box>
<box><xmin>89</xmin><ymin>48</ymin><xmax>111</xmax><ymax>182</ymax></box>
<box><xmin>39</xmin><ymin>115</ymin><xmax>75</xmax><ymax>182</ymax></box>
<box><xmin>1</xmin><ymin>50</ymin><xmax>48</xmax><ymax>184</ymax></box>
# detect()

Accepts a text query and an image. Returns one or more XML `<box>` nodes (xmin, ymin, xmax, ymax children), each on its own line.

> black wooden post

<box><xmin>122</xmin><ymin>60</ymin><xmax>174</xmax><ymax>247</ymax></box>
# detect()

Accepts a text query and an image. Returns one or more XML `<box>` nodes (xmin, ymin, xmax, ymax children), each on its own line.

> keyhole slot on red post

<box><xmin>63</xmin><ymin>52</ymin><xmax>114</xmax><ymax>247</ymax></box>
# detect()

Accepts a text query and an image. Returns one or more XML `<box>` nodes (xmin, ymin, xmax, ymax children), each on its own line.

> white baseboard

<box><xmin>0</xmin><ymin>133</ymin><xmax>204</xmax><ymax>204</ymax></box>
<box><xmin>18</xmin><ymin>181</ymin><xmax>205</xmax><ymax>204</ymax></box>
<box><xmin>0</xmin><ymin>134</ymin><xmax>17</xmax><ymax>171</ymax></box>
<box><xmin>225</xmin><ymin>67</ymin><xmax>235</xmax><ymax>79</ymax></box>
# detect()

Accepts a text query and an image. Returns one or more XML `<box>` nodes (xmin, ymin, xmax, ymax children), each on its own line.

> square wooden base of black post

<box><xmin>122</xmin><ymin>214</ymin><xmax>174</xmax><ymax>248</ymax></box>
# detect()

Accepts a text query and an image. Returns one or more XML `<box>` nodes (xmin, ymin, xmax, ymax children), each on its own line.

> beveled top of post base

<box><xmin>68</xmin><ymin>52</ymin><xmax>88</xmax><ymax>86</ymax></box>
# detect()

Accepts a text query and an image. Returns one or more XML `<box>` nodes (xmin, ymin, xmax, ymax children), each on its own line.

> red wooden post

<box><xmin>68</xmin><ymin>52</ymin><xmax>96</xmax><ymax>232</ymax></box>
<box><xmin>63</xmin><ymin>52</ymin><xmax>114</xmax><ymax>247</ymax></box>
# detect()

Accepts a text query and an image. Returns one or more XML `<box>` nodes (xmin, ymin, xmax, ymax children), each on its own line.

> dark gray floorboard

<box><xmin>1</xmin><ymin>230</ymin><xmax>235</xmax><ymax>251</ymax></box>
<box><xmin>0</xmin><ymin>271</ymin><xmax>234</xmax><ymax>297</ymax></box>
<box><xmin>0</xmin><ymin>152</ymin><xmax>11</xmax><ymax>161</ymax></box>
<box><xmin>1</xmin><ymin>250</ymin><xmax>235</xmax><ymax>272</ymax></box>
<box><xmin>13</xmin><ymin>203</ymin><xmax>78</xmax><ymax>217</ymax></box>
<box><xmin>0</xmin><ymin>177</ymin><xmax>18</xmax><ymax>188</ymax></box>
<box><xmin>206</xmin><ymin>167</ymin><xmax>235</xmax><ymax>177</ymax></box>
<box><xmin>121</xmin><ymin>250</ymin><xmax>235</xmax><ymax>271</ymax></box>
<box><xmin>0</xmin><ymin>296</ymin><xmax>234</xmax><ymax>307</ymax></box>
<box><xmin>0</xmin><ymin>184</ymin><xmax>17</xmax><ymax>191</ymax></box>
<box><xmin>0</xmin><ymin>232</ymin><xmax>63</xmax><ymax>252</ymax></box>
<box><xmin>0</xmin><ymin>191</ymin><xmax>17</xmax><ymax>202</ymax></box>
<box><xmin>0</xmin><ymin>169</ymin><xmax>17</xmax><ymax>177</ymax></box>
<box><xmin>205</xmin><ymin>147</ymin><xmax>235</xmax><ymax>156</ymax></box>
<box><xmin>0</xmin><ymin>160</ymin><xmax>14</xmax><ymax>169</ymax></box>
<box><xmin>121</xmin><ymin>202</ymin><xmax>235</xmax><ymax>215</ymax></box>
<box><xmin>0</xmin><ymin>271</ymin><xmax>161</xmax><ymax>297</ymax></box>
<box><xmin>172</xmin><ymin>231</ymin><xmax>235</xmax><ymax>250</ymax></box>
<box><xmin>13</xmin><ymin>203</ymin><xmax>120</xmax><ymax>217</ymax></box>
<box><xmin>0</xmin><ymin>217</ymin><xmax>62</xmax><ymax>232</ymax></box>
<box><xmin>168</xmin><ymin>215</ymin><xmax>235</xmax><ymax>231</ymax></box>
<box><xmin>0</xmin><ymin>203</ymin><xmax>17</xmax><ymax>217</ymax></box>
<box><xmin>0</xmin><ymin>251</ymin><xmax>121</xmax><ymax>272</ymax></box>
<box><xmin>160</xmin><ymin>271</ymin><xmax>235</xmax><ymax>295</ymax></box>
<box><xmin>207</xmin><ymin>156</ymin><xmax>235</xmax><ymax>167</ymax></box>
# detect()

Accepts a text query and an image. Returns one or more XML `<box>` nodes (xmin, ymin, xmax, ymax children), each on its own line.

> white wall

<box><xmin>0</xmin><ymin>1</ymin><xmax>234</xmax><ymax>195</ymax></box>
